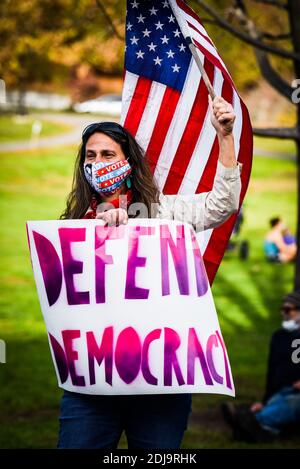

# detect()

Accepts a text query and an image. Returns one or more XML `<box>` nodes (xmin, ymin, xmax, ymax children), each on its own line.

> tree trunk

<box><xmin>288</xmin><ymin>0</ymin><xmax>300</xmax><ymax>290</ymax></box>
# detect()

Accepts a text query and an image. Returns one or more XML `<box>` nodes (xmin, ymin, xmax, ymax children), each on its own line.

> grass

<box><xmin>0</xmin><ymin>115</ymin><xmax>71</xmax><ymax>143</ymax></box>
<box><xmin>254</xmin><ymin>136</ymin><xmax>296</xmax><ymax>155</ymax></box>
<box><xmin>0</xmin><ymin>141</ymin><xmax>299</xmax><ymax>448</ymax></box>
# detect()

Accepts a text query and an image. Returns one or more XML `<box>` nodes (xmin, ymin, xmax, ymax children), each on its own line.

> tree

<box><xmin>0</xmin><ymin>0</ymin><xmax>126</xmax><ymax>103</ymax></box>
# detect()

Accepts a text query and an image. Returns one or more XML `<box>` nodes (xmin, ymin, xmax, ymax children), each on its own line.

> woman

<box><xmin>264</xmin><ymin>217</ymin><xmax>297</xmax><ymax>263</ymax></box>
<box><xmin>58</xmin><ymin>95</ymin><xmax>242</xmax><ymax>449</ymax></box>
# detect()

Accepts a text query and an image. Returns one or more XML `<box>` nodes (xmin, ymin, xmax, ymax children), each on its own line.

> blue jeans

<box><xmin>256</xmin><ymin>386</ymin><xmax>300</xmax><ymax>434</ymax></box>
<box><xmin>58</xmin><ymin>391</ymin><xmax>192</xmax><ymax>449</ymax></box>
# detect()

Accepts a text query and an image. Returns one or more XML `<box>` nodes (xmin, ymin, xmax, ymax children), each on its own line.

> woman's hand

<box><xmin>96</xmin><ymin>208</ymin><xmax>128</xmax><ymax>226</ymax></box>
<box><xmin>209</xmin><ymin>95</ymin><xmax>236</xmax><ymax>137</ymax></box>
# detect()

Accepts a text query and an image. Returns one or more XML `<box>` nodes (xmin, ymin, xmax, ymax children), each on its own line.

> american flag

<box><xmin>120</xmin><ymin>0</ymin><xmax>253</xmax><ymax>284</ymax></box>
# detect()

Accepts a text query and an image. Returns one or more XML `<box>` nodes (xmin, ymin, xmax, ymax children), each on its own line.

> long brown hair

<box><xmin>60</xmin><ymin>125</ymin><xmax>160</xmax><ymax>219</ymax></box>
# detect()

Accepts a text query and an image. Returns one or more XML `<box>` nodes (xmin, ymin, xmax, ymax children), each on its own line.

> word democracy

<box><xmin>49</xmin><ymin>325</ymin><xmax>233</xmax><ymax>389</ymax></box>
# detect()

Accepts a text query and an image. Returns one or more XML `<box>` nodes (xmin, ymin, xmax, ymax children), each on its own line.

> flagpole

<box><xmin>168</xmin><ymin>0</ymin><xmax>216</xmax><ymax>100</ymax></box>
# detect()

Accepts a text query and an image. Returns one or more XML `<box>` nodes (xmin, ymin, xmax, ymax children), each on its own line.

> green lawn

<box><xmin>0</xmin><ymin>142</ymin><xmax>299</xmax><ymax>448</ymax></box>
<box><xmin>0</xmin><ymin>115</ymin><xmax>71</xmax><ymax>143</ymax></box>
<box><xmin>254</xmin><ymin>136</ymin><xmax>296</xmax><ymax>155</ymax></box>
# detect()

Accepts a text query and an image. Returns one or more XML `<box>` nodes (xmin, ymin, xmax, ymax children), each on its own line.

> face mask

<box><xmin>282</xmin><ymin>319</ymin><xmax>300</xmax><ymax>332</ymax></box>
<box><xmin>84</xmin><ymin>159</ymin><xmax>132</xmax><ymax>195</ymax></box>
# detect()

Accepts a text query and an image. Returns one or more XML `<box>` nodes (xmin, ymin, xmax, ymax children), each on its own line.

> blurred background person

<box><xmin>222</xmin><ymin>291</ymin><xmax>300</xmax><ymax>443</ymax></box>
<box><xmin>264</xmin><ymin>217</ymin><xmax>297</xmax><ymax>263</ymax></box>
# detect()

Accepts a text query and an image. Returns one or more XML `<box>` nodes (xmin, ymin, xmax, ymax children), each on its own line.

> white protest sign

<box><xmin>26</xmin><ymin>218</ymin><xmax>234</xmax><ymax>396</ymax></box>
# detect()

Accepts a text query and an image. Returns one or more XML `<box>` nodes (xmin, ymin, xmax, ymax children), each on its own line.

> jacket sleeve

<box><xmin>157</xmin><ymin>160</ymin><xmax>242</xmax><ymax>232</ymax></box>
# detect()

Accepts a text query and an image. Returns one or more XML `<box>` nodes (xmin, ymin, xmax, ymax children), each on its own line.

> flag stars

<box><xmin>166</xmin><ymin>49</ymin><xmax>175</xmax><ymax>58</ymax></box>
<box><xmin>137</xmin><ymin>14</ymin><xmax>145</xmax><ymax>23</ymax></box>
<box><xmin>130</xmin><ymin>35</ymin><xmax>139</xmax><ymax>45</ymax></box>
<box><xmin>149</xmin><ymin>6</ymin><xmax>158</xmax><ymax>15</ymax></box>
<box><xmin>147</xmin><ymin>42</ymin><xmax>157</xmax><ymax>51</ymax></box>
<box><xmin>172</xmin><ymin>63</ymin><xmax>181</xmax><ymax>72</ymax></box>
<box><xmin>154</xmin><ymin>56</ymin><xmax>163</xmax><ymax>66</ymax></box>
<box><xmin>136</xmin><ymin>49</ymin><xmax>145</xmax><ymax>59</ymax></box>
<box><xmin>125</xmin><ymin>2</ymin><xmax>190</xmax><ymax>87</ymax></box>
<box><xmin>160</xmin><ymin>35</ymin><xmax>169</xmax><ymax>44</ymax></box>
<box><xmin>142</xmin><ymin>28</ymin><xmax>151</xmax><ymax>37</ymax></box>
<box><xmin>155</xmin><ymin>21</ymin><xmax>164</xmax><ymax>30</ymax></box>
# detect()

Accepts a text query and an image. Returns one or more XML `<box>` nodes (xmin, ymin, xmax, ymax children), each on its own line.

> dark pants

<box><xmin>58</xmin><ymin>390</ymin><xmax>192</xmax><ymax>449</ymax></box>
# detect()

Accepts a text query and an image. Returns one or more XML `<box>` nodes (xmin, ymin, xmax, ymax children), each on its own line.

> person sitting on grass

<box><xmin>222</xmin><ymin>291</ymin><xmax>300</xmax><ymax>443</ymax></box>
<box><xmin>264</xmin><ymin>217</ymin><xmax>296</xmax><ymax>263</ymax></box>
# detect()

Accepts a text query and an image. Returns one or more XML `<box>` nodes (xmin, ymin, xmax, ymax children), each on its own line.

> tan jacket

<box><xmin>156</xmin><ymin>161</ymin><xmax>242</xmax><ymax>232</ymax></box>
<box><xmin>89</xmin><ymin>160</ymin><xmax>242</xmax><ymax>232</ymax></box>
